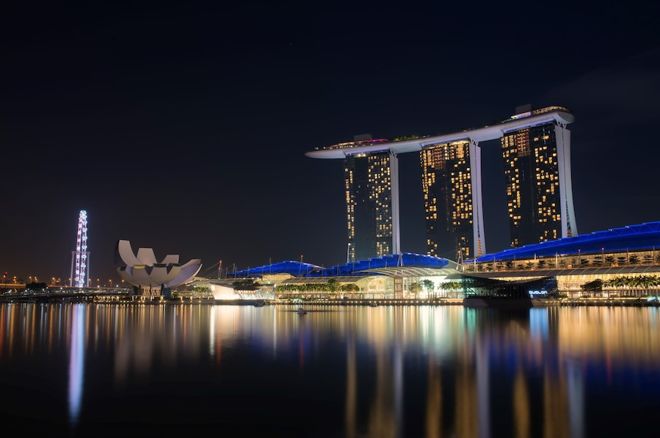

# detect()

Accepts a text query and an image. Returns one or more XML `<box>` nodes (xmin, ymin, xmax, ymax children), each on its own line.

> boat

<box><xmin>296</xmin><ymin>307</ymin><xmax>308</xmax><ymax>315</ymax></box>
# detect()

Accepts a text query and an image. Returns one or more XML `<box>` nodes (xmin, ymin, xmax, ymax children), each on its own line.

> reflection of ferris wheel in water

<box><xmin>70</xmin><ymin>210</ymin><xmax>90</xmax><ymax>288</ymax></box>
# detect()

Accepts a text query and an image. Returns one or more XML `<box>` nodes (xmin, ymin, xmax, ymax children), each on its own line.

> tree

<box><xmin>192</xmin><ymin>286</ymin><xmax>211</xmax><ymax>294</ymax></box>
<box><xmin>581</xmin><ymin>279</ymin><xmax>603</xmax><ymax>292</ymax></box>
<box><xmin>341</xmin><ymin>284</ymin><xmax>359</xmax><ymax>292</ymax></box>
<box><xmin>421</xmin><ymin>280</ymin><xmax>434</xmax><ymax>298</ymax></box>
<box><xmin>440</xmin><ymin>281</ymin><xmax>463</xmax><ymax>297</ymax></box>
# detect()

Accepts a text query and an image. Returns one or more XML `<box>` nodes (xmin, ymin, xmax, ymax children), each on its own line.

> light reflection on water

<box><xmin>68</xmin><ymin>304</ymin><xmax>85</xmax><ymax>425</ymax></box>
<box><xmin>0</xmin><ymin>304</ymin><xmax>659</xmax><ymax>437</ymax></box>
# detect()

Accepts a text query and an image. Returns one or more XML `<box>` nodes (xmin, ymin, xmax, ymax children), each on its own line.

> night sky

<box><xmin>1</xmin><ymin>1</ymin><xmax>659</xmax><ymax>280</ymax></box>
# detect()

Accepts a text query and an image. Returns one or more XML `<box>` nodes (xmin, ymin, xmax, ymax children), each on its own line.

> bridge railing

<box><xmin>463</xmin><ymin>250</ymin><xmax>660</xmax><ymax>274</ymax></box>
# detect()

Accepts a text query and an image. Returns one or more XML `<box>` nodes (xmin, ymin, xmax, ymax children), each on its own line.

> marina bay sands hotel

<box><xmin>306</xmin><ymin>105</ymin><xmax>578</xmax><ymax>262</ymax></box>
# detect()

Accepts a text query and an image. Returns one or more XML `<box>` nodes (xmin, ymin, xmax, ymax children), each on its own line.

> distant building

<box><xmin>501</xmin><ymin>106</ymin><xmax>578</xmax><ymax>247</ymax></box>
<box><xmin>420</xmin><ymin>141</ymin><xmax>475</xmax><ymax>260</ymax></box>
<box><xmin>344</xmin><ymin>137</ymin><xmax>395</xmax><ymax>262</ymax></box>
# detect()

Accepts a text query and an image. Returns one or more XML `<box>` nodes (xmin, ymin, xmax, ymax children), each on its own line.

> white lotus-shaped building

<box><xmin>116</xmin><ymin>240</ymin><xmax>202</xmax><ymax>294</ymax></box>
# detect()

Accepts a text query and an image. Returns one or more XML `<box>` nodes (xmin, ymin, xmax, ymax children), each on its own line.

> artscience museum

<box><xmin>116</xmin><ymin>240</ymin><xmax>202</xmax><ymax>297</ymax></box>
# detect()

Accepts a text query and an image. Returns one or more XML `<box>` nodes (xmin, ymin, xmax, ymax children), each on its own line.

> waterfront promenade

<box><xmin>2</xmin><ymin>290</ymin><xmax>659</xmax><ymax>307</ymax></box>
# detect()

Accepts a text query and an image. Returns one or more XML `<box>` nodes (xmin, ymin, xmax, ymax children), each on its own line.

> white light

<box><xmin>73</xmin><ymin>210</ymin><xmax>89</xmax><ymax>288</ymax></box>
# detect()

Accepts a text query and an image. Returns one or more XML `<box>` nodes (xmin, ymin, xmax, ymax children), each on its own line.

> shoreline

<box><xmin>1</xmin><ymin>295</ymin><xmax>659</xmax><ymax>307</ymax></box>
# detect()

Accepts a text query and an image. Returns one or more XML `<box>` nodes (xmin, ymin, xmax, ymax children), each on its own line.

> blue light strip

<box><xmin>471</xmin><ymin>222</ymin><xmax>660</xmax><ymax>263</ymax></box>
<box><xmin>231</xmin><ymin>253</ymin><xmax>451</xmax><ymax>278</ymax></box>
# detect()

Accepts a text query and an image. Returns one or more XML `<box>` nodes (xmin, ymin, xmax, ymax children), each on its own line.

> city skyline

<box><xmin>0</xmin><ymin>3</ymin><xmax>659</xmax><ymax>278</ymax></box>
<box><xmin>1</xmin><ymin>4</ymin><xmax>660</xmax><ymax>437</ymax></box>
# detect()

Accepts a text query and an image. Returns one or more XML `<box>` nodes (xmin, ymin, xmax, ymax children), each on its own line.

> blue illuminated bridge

<box><xmin>228</xmin><ymin>222</ymin><xmax>660</xmax><ymax>279</ymax></box>
<box><xmin>470</xmin><ymin>222</ymin><xmax>660</xmax><ymax>263</ymax></box>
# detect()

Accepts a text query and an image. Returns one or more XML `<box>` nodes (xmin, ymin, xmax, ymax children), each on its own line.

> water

<box><xmin>0</xmin><ymin>303</ymin><xmax>659</xmax><ymax>437</ymax></box>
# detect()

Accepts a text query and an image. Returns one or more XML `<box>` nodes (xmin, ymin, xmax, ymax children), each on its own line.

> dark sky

<box><xmin>1</xmin><ymin>1</ymin><xmax>659</xmax><ymax>280</ymax></box>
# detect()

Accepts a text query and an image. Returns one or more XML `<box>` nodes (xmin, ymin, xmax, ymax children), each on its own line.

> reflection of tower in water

<box><xmin>455</xmin><ymin>350</ymin><xmax>479</xmax><ymax>438</ymax></box>
<box><xmin>345</xmin><ymin>337</ymin><xmax>357</xmax><ymax>438</ymax></box>
<box><xmin>513</xmin><ymin>367</ymin><xmax>530</xmax><ymax>438</ymax></box>
<box><xmin>344</xmin><ymin>330</ymin><xmax>404</xmax><ymax>438</ymax></box>
<box><xmin>486</xmin><ymin>311</ymin><xmax>585</xmax><ymax>438</ymax></box>
<box><xmin>543</xmin><ymin>367</ymin><xmax>570</xmax><ymax>437</ymax></box>
<box><xmin>367</xmin><ymin>343</ymin><xmax>403</xmax><ymax>438</ymax></box>
<box><xmin>452</xmin><ymin>326</ymin><xmax>492</xmax><ymax>438</ymax></box>
<box><xmin>68</xmin><ymin>304</ymin><xmax>86</xmax><ymax>426</ymax></box>
<box><xmin>542</xmin><ymin>361</ymin><xmax>584</xmax><ymax>438</ymax></box>
<box><xmin>425</xmin><ymin>360</ymin><xmax>443</xmax><ymax>438</ymax></box>
<box><xmin>448</xmin><ymin>311</ymin><xmax>586</xmax><ymax>438</ymax></box>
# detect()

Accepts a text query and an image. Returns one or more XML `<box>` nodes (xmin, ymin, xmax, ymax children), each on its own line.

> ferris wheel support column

<box><xmin>69</xmin><ymin>251</ymin><xmax>75</xmax><ymax>287</ymax></box>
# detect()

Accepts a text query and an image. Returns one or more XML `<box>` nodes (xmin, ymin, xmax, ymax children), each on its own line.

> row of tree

<box><xmin>581</xmin><ymin>275</ymin><xmax>660</xmax><ymax>291</ymax></box>
<box><xmin>604</xmin><ymin>275</ymin><xmax>660</xmax><ymax>288</ymax></box>
<box><xmin>408</xmin><ymin>280</ymin><xmax>463</xmax><ymax>293</ymax></box>
<box><xmin>477</xmin><ymin>253</ymin><xmax>659</xmax><ymax>272</ymax></box>
<box><xmin>277</xmin><ymin>279</ymin><xmax>360</xmax><ymax>292</ymax></box>
<box><xmin>277</xmin><ymin>279</ymin><xmax>465</xmax><ymax>294</ymax></box>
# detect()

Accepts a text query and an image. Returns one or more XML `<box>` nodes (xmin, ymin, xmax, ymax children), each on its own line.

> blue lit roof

<box><xmin>472</xmin><ymin>222</ymin><xmax>660</xmax><ymax>263</ymax></box>
<box><xmin>231</xmin><ymin>261</ymin><xmax>321</xmax><ymax>277</ymax></box>
<box><xmin>307</xmin><ymin>253</ymin><xmax>450</xmax><ymax>277</ymax></box>
<box><xmin>231</xmin><ymin>253</ymin><xmax>452</xmax><ymax>278</ymax></box>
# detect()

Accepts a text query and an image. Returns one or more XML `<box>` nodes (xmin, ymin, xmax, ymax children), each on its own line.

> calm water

<box><xmin>0</xmin><ymin>304</ymin><xmax>659</xmax><ymax>437</ymax></box>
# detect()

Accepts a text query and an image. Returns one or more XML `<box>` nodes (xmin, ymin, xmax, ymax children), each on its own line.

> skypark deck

<box><xmin>306</xmin><ymin>107</ymin><xmax>573</xmax><ymax>158</ymax></box>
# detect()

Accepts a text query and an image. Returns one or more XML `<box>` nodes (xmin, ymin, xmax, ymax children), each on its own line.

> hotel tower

<box><xmin>420</xmin><ymin>141</ymin><xmax>476</xmax><ymax>260</ymax></box>
<box><xmin>500</xmin><ymin>106</ymin><xmax>577</xmax><ymax>247</ymax></box>
<box><xmin>344</xmin><ymin>149</ymin><xmax>394</xmax><ymax>261</ymax></box>
<box><xmin>307</xmin><ymin>105</ymin><xmax>577</xmax><ymax>262</ymax></box>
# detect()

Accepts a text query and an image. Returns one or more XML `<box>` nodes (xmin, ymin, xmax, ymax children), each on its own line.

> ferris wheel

<box><xmin>71</xmin><ymin>210</ymin><xmax>90</xmax><ymax>288</ymax></box>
